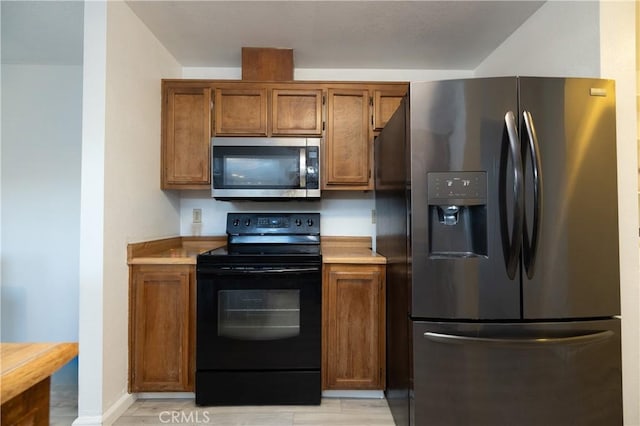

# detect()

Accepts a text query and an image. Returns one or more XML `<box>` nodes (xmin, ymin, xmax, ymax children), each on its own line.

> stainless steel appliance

<box><xmin>196</xmin><ymin>212</ymin><xmax>322</xmax><ymax>406</ymax></box>
<box><xmin>375</xmin><ymin>77</ymin><xmax>622</xmax><ymax>425</ymax></box>
<box><xmin>211</xmin><ymin>137</ymin><xmax>321</xmax><ymax>200</ymax></box>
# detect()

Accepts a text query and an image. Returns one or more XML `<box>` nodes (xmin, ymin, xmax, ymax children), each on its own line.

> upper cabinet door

<box><xmin>214</xmin><ymin>88</ymin><xmax>268</xmax><ymax>136</ymax></box>
<box><xmin>372</xmin><ymin>89</ymin><xmax>405</xmax><ymax>132</ymax></box>
<box><xmin>162</xmin><ymin>85</ymin><xmax>211</xmax><ymax>189</ymax></box>
<box><xmin>325</xmin><ymin>88</ymin><xmax>372</xmax><ymax>190</ymax></box>
<box><xmin>271</xmin><ymin>89</ymin><xmax>323</xmax><ymax>136</ymax></box>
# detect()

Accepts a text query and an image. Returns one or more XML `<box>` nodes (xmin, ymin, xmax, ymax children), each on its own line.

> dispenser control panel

<box><xmin>427</xmin><ymin>172</ymin><xmax>486</xmax><ymax>204</ymax></box>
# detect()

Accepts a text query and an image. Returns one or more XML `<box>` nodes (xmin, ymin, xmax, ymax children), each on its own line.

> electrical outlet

<box><xmin>192</xmin><ymin>208</ymin><xmax>202</xmax><ymax>224</ymax></box>
<box><xmin>371</xmin><ymin>209</ymin><xmax>377</xmax><ymax>224</ymax></box>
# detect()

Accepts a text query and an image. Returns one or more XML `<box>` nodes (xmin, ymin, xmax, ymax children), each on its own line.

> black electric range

<box><xmin>195</xmin><ymin>213</ymin><xmax>322</xmax><ymax>406</ymax></box>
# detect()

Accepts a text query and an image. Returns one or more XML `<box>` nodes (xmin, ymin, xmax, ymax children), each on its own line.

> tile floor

<box><xmin>50</xmin><ymin>386</ymin><xmax>396</xmax><ymax>426</ymax></box>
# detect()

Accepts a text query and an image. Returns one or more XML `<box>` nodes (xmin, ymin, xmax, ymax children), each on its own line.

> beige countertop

<box><xmin>128</xmin><ymin>236</ymin><xmax>385</xmax><ymax>265</ymax></box>
<box><xmin>321</xmin><ymin>245</ymin><xmax>386</xmax><ymax>264</ymax></box>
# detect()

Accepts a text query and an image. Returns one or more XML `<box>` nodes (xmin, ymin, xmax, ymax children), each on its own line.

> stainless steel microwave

<box><xmin>211</xmin><ymin>137</ymin><xmax>321</xmax><ymax>200</ymax></box>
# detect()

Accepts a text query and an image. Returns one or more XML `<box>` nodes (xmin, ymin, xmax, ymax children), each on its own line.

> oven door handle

<box><xmin>199</xmin><ymin>266</ymin><xmax>321</xmax><ymax>275</ymax></box>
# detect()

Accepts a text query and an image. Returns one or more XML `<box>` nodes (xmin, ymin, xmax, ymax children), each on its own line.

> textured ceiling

<box><xmin>1</xmin><ymin>1</ymin><xmax>546</xmax><ymax>70</ymax></box>
<box><xmin>126</xmin><ymin>1</ymin><xmax>545</xmax><ymax>69</ymax></box>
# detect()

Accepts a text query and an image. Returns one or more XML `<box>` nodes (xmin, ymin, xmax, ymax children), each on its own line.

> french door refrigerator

<box><xmin>375</xmin><ymin>77</ymin><xmax>622</xmax><ymax>426</ymax></box>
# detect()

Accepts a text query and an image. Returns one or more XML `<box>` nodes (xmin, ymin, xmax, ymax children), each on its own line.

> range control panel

<box><xmin>226</xmin><ymin>212</ymin><xmax>320</xmax><ymax>235</ymax></box>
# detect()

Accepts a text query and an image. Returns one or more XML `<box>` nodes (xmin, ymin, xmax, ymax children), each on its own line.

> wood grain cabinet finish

<box><xmin>161</xmin><ymin>85</ymin><xmax>211</xmax><ymax>189</ymax></box>
<box><xmin>322</xmin><ymin>264</ymin><xmax>386</xmax><ymax>390</ymax></box>
<box><xmin>161</xmin><ymin>80</ymin><xmax>407</xmax><ymax>192</ymax></box>
<box><xmin>271</xmin><ymin>89</ymin><xmax>323</xmax><ymax>136</ymax></box>
<box><xmin>162</xmin><ymin>85</ymin><xmax>212</xmax><ymax>189</ymax></box>
<box><xmin>129</xmin><ymin>265</ymin><xmax>194</xmax><ymax>392</ymax></box>
<box><xmin>373</xmin><ymin>89</ymin><xmax>405</xmax><ymax>132</ymax></box>
<box><xmin>325</xmin><ymin>89</ymin><xmax>372</xmax><ymax>190</ymax></box>
<box><xmin>214</xmin><ymin>88</ymin><xmax>268</xmax><ymax>136</ymax></box>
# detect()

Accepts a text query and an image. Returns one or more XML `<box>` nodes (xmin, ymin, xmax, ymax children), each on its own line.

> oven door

<box><xmin>196</xmin><ymin>262</ymin><xmax>321</xmax><ymax>371</ymax></box>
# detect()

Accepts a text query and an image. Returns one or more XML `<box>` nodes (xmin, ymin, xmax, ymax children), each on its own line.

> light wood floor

<box><xmin>50</xmin><ymin>384</ymin><xmax>80</xmax><ymax>426</ymax></box>
<box><xmin>50</xmin><ymin>386</ymin><xmax>396</xmax><ymax>426</ymax></box>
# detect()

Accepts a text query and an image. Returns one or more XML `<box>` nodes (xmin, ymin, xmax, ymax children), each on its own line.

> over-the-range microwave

<box><xmin>211</xmin><ymin>137</ymin><xmax>321</xmax><ymax>200</ymax></box>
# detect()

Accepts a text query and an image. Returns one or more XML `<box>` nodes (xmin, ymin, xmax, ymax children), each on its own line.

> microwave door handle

<box><xmin>299</xmin><ymin>148</ymin><xmax>307</xmax><ymax>188</ymax></box>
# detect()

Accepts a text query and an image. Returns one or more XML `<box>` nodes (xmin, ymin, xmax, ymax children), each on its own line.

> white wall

<box><xmin>600</xmin><ymin>3</ymin><xmax>640</xmax><ymax>425</ymax></box>
<box><xmin>76</xmin><ymin>2</ymin><xmax>182</xmax><ymax>424</ymax></box>
<box><xmin>180</xmin><ymin>191</ymin><xmax>377</xmax><ymax>238</ymax></box>
<box><xmin>103</xmin><ymin>0</ymin><xmax>182</xmax><ymax>413</ymax></box>
<box><xmin>475</xmin><ymin>2</ymin><xmax>639</xmax><ymax>425</ymax></box>
<box><xmin>474</xmin><ymin>1</ymin><xmax>600</xmax><ymax>77</ymax></box>
<box><xmin>180</xmin><ymin>67</ymin><xmax>473</xmax><ymax>240</ymax></box>
<box><xmin>77</xmin><ymin>2</ymin><xmax>107</xmax><ymax>422</ymax></box>
<box><xmin>1</xmin><ymin>64</ymin><xmax>82</xmax><ymax>383</ymax></box>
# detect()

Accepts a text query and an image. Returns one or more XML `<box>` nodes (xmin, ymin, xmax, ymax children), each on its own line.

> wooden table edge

<box><xmin>1</xmin><ymin>342</ymin><xmax>78</xmax><ymax>404</ymax></box>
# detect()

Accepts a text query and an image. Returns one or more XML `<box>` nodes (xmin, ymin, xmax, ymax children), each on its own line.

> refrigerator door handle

<box><xmin>502</xmin><ymin>111</ymin><xmax>524</xmax><ymax>280</ymax></box>
<box><xmin>522</xmin><ymin>111</ymin><xmax>543</xmax><ymax>279</ymax></box>
<box><xmin>424</xmin><ymin>330</ymin><xmax>613</xmax><ymax>346</ymax></box>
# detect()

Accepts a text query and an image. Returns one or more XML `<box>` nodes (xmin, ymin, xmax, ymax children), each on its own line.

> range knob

<box><xmin>232</xmin><ymin>219</ymin><xmax>240</xmax><ymax>226</ymax></box>
<box><xmin>295</xmin><ymin>219</ymin><xmax>302</xmax><ymax>226</ymax></box>
<box><xmin>307</xmin><ymin>219</ymin><xmax>314</xmax><ymax>226</ymax></box>
<box><xmin>244</xmin><ymin>219</ymin><xmax>251</xmax><ymax>226</ymax></box>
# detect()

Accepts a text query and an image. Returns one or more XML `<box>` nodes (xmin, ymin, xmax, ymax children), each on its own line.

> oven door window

<box><xmin>197</xmin><ymin>265</ymin><xmax>321</xmax><ymax>371</ymax></box>
<box><xmin>213</xmin><ymin>146</ymin><xmax>302</xmax><ymax>189</ymax></box>
<box><xmin>218</xmin><ymin>289</ymin><xmax>300</xmax><ymax>340</ymax></box>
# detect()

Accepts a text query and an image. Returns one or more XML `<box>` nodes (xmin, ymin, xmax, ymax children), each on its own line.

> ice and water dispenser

<box><xmin>427</xmin><ymin>172</ymin><xmax>487</xmax><ymax>257</ymax></box>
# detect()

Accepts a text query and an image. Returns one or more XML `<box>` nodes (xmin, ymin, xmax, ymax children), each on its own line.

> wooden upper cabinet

<box><xmin>373</xmin><ymin>89</ymin><xmax>405</xmax><ymax>131</ymax></box>
<box><xmin>162</xmin><ymin>85</ymin><xmax>211</xmax><ymax>189</ymax></box>
<box><xmin>325</xmin><ymin>89</ymin><xmax>372</xmax><ymax>190</ymax></box>
<box><xmin>323</xmin><ymin>264</ymin><xmax>386</xmax><ymax>390</ymax></box>
<box><xmin>214</xmin><ymin>88</ymin><xmax>268</xmax><ymax>136</ymax></box>
<box><xmin>129</xmin><ymin>265</ymin><xmax>194</xmax><ymax>392</ymax></box>
<box><xmin>160</xmin><ymin>80</ymin><xmax>407</xmax><ymax>192</ymax></box>
<box><xmin>271</xmin><ymin>89</ymin><xmax>323</xmax><ymax>136</ymax></box>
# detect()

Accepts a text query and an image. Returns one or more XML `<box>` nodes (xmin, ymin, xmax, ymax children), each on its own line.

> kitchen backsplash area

<box><xmin>179</xmin><ymin>191</ymin><xmax>377</xmax><ymax>241</ymax></box>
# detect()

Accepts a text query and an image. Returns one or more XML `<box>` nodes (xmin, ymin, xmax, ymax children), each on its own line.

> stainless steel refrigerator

<box><xmin>375</xmin><ymin>77</ymin><xmax>622</xmax><ymax>426</ymax></box>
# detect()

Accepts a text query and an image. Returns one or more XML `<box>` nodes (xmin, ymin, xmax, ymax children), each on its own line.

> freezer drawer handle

<box><xmin>522</xmin><ymin>111</ymin><xmax>543</xmax><ymax>279</ymax></box>
<box><xmin>423</xmin><ymin>330</ymin><xmax>613</xmax><ymax>346</ymax></box>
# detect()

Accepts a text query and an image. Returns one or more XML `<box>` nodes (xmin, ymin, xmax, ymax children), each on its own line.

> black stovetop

<box><xmin>198</xmin><ymin>212</ymin><xmax>322</xmax><ymax>263</ymax></box>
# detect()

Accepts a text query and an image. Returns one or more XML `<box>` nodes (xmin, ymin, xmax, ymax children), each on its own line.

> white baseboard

<box><xmin>72</xmin><ymin>392</ymin><xmax>136</xmax><ymax>426</ymax></box>
<box><xmin>136</xmin><ymin>392</ymin><xmax>195</xmax><ymax>399</ymax></box>
<box><xmin>102</xmin><ymin>392</ymin><xmax>137</xmax><ymax>425</ymax></box>
<box><xmin>135</xmin><ymin>391</ymin><xmax>383</xmax><ymax>400</ymax></box>
<box><xmin>72</xmin><ymin>416</ymin><xmax>103</xmax><ymax>426</ymax></box>
<box><xmin>322</xmin><ymin>390</ymin><xmax>385</xmax><ymax>399</ymax></box>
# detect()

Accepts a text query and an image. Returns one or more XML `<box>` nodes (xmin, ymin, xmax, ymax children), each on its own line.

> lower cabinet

<box><xmin>128</xmin><ymin>260</ymin><xmax>386</xmax><ymax>392</ymax></box>
<box><xmin>129</xmin><ymin>264</ymin><xmax>195</xmax><ymax>392</ymax></box>
<box><xmin>322</xmin><ymin>263</ymin><xmax>386</xmax><ymax>390</ymax></box>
